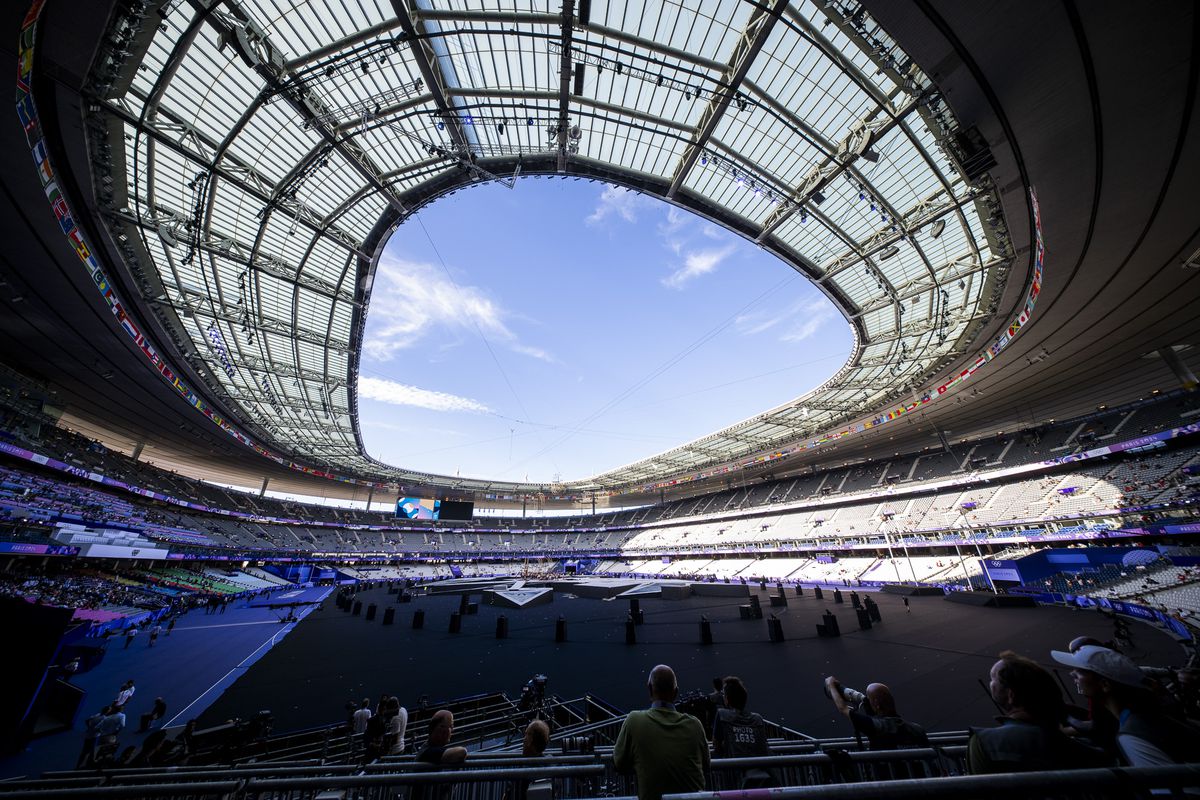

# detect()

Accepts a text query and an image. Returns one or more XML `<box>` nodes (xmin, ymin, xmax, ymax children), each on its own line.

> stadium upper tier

<box><xmin>37</xmin><ymin>0</ymin><xmax>1024</xmax><ymax>494</ymax></box>
<box><xmin>2</xmin><ymin>393</ymin><xmax>1196</xmax><ymax>555</ymax></box>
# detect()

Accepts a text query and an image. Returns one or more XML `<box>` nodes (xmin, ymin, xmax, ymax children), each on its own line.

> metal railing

<box><xmin>660</xmin><ymin>764</ymin><xmax>1200</xmax><ymax>799</ymax></box>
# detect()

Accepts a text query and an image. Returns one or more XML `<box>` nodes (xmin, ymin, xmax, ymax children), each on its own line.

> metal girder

<box><xmin>390</xmin><ymin>0</ymin><xmax>471</xmax><ymax>153</ymax></box>
<box><xmin>285</xmin><ymin>17</ymin><xmax>405</xmax><ymax>71</ymax></box>
<box><xmin>820</xmin><ymin>192</ymin><xmax>979</xmax><ymax>284</ymax></box>
<box><xmin>221</xmin><ymin>387</ymin><xmax>352</xmax><ymax>419</ymax></box>
<box><xmin>104</xmin><ymin>96</ymin><xmax>369</xmax><ymax>259</ymax></box>
<box><xmin>195</xmin><ymin>352</ymin><xmax>329</xmax><ymax>388</ymax></box>
<box><xmin>756</xmin><ymin>96</ymin><xmax>924</xmax><ymax>241</ymax></box>
<box><xmin>667</xmin><ymin>0</ymin><xmax>788</xmax><ymax>198</ymax></box>
<box><xmin>112</xmin><ymin>204</ymin><xmax>356</xmax><ymax>306</ymax></box>
<box><xmin>445</xmin><ymin>87</ymin><xmax>695</xmax><ymax>135</ymax></box>
<box><xmin>850</xmin><ymin>255</ymin><xmax>999</xmax><ymax>320</ymax></box>
<box><xmin>186</xmin><ymin>303</ymin><xmax>351</xmax><ymax>355</ymax></box>
<box><xmin>205</xmin><ymin>6</ymin><xmax>408</xmax><ymax>215</ymax></box>
<box><xmin>555</xmin><ymin>0</ymin><xmax>577</xmax><ymax>171</ymax></box>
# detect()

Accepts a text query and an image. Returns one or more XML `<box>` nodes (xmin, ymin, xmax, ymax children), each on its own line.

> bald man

<box><xmin>614</xmin><ymin>665</ymin><xmax>709</xmax><ymax>800</ymax></box>
<box><xmin>824</xmin><ymin>675</ymin><xmax>928</xmax><ymax>750</ymax></box>
<box><xmin>413</xmin><ymin>710</ymin><xmax>467</xmax><ymax>800</ymax></box>
<box><xmin>418</xmin><ymin>710</ymin><xmax>467</xmax><ymax>765</ymax></box>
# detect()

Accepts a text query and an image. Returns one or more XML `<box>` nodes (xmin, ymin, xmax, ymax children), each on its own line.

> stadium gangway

<box><xmin>655</xmin><ymin>764</ymin><xmax>1200</xmax><ymax>799</ymax></box>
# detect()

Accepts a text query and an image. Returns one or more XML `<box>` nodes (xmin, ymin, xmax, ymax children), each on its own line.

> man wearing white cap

<box><xmin>1051</xmin><ymin>645</ymin><xmax>1200</xmax><ymax>768</ymax></box>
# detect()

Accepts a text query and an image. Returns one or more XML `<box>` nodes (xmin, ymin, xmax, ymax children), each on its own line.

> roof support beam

<box><xmin>390</xmin><ymin>0</ymin><xmax>472</xmax><ymax>152</ymax></box>
<box><xmin>111</xmin><ymin>204</ymin><xmax>356</xmax><ymax>305</ymax></box>
<box><xmin>102</xmin><ymin>97</ymin><xmax>368</xmax><ymax>259</ymax></box>
<box><xmin>555</xmin><ymin>0</ymin><xmax>577</xmax><ymax>171</ymax></box>
<box><xmin>666</xmin><ymin>0</ymin><xmax>788</xmax><ymax>198</ymax></box>
<box><xmin>204</xmin><ymin>6</ymin><xmax>408</xmax><ymax>216</ymax></box>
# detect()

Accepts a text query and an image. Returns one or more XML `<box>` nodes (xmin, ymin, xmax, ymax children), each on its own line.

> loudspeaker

<box><xmin>496</xmin><ymin>615</ymin><xmax>509</xmax><ymax>639</ymax></box>
<box><xmin>365</xmin><ymin>603</ymin><xmax>377</xmax><ymax>621</ymax></box>
<box><xmin>382</xmin><ymin>607</ymin><xmax>395</xmax><ymax>625</ymax></box>
<box><xmin>833</xmin><ymin>589</ymin><xmax>844</xmax><ymax>604</ymax></box>
<box><xmin>856</xmin><ymin>608</ymin><xmax>873</xmax><ymax>630</ymax></box>
<box><xmin>813</xmin><ymin>586</ymin><xmax>824</xmax><ymax>600</ymax></box>
<box><xmin>817</xmin><ymin>610</ymin><xmax>840</xmax><ymax>638</ymax></box>
<box><xmin>352</xmin><ymin>600</ymin><xmax>362</xmax><ymax>616</ymax></box>
<box><xmin>555</xmin><ymin>617</ymin><xmax>567</xmax><ymax>643</ymax></box>
<box><xmin>625</xmin><ymin>617</ymin><xmax>636</xmax><ymax>645</ymax></box>
<box><xmin>449</xmin><ymin>612</ymin><xmax>462</xmax><ymax>633</ymax></box>
<box><xmin>466</xmin><ymin>602</ymin><xmax>479</xmax><ymax>615</ymax></box>
<box><xmin>851</xmin><ymin>592</ymin><xmax>862</xmax><ymax>609</ymax></box>
<box><xmin>769</xmin><ymin>594</ymin><xmax>787</xmax><ymax>607</ymax></box>
<box><xmin>412</xmin><ymin>610</ymin><xmax>425</xmax><ymax>629</ymax></box>
<box><xmin>866</xmin><ymin>597</ymin><xmax>882</xmax><ymax>622</ymax></box>
<box><xmin>794</xmin><ymin>585</ymin><xmax>804</xmax><ymax>597</ymax></box>
<box><xmin>700</xmin><ymin>617</ymin><xmax>713</xmax><ymax>645</ymax></box>
<box><xmin>459</xmin><ymin>595</ymin><xmax>470</xmax><ymax>615</ymax></box>
<box><xmin>767</xmin><ymin>616</ymin><xmax>784</xmax><ymax>643</ymax></box>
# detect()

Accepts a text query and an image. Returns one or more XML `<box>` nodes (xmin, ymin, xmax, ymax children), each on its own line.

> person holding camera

<box><xmin>712</xmin><ymin>676</ymin><xmax>774</xmax><ymax>789</ymax></box>
<box><xmin>823</xmin><ymin>675</ymin><xmax>928</xmax><ymax>750</ymax></box>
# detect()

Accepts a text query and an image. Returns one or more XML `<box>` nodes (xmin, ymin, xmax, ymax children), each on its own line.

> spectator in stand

<box><xmin>352</xmin><ymin>698</ymin><xmax>372</xmax><ymax>736</ymax></box>
<box><xmin>504</xmin><ymin>720</ymin><xmax>552</xmax><ymax>800</ymax></box>
<box><xmin>364</xmin><ymin>705</ymin><xmax>388</xmax><ymax>762</ymax></box>
<box><xmin>523</xmin><ymin>719</ymin><xmax>549</xmax><ymax>756</ymax></box>
<box><xmin>823</xmin><ymin>676</ymin><xmax>928</xmax><ymax>750</ymax></box>
<box><xmin>387</xmin><ymin>698</ymin><xmax>409</xmax><ymax>756</ymax></box>
<box><xmin>94</xmin><ymin>704</ymin><xmax>126</xmax><ymax>762</ymax></box>
<box><xmin>138</xmin><ymin>697</ymin><xmax>167</xmax><ymax>732</ymax></box>
<box><xmin>712</xmin><ymin>676</ymin><xmax>773</xmax><ymax>789</ymax></box>
<box><xmin>707</xmin><ymin>678</ymin><xmax>725</xmax><ymax>709</ymax></box>
<box><xmin>1051</xmin><ymin>646</ymin><xmax>1200</xmax><ymax>766</ymax></box>
<box><xmin>413</xmin><ymin>710</ymin><xmax>467</xmax><ymax>800</ymax></box>
<box><xmin>613</xmin><ymin>664</ymin><xmax>709</xmax><ymax>800</ymax></box>
<box><xmin>115</xmin><ymin>679</ymin><xmax>136</xmax><ymax>707</ymax></box>
<box><xmin>969</xmin><ymin>650</ymin><xmax>1109</xmax><ymax>773</ymax></box>
<box><xmin>417</xmin><ymin>710</ymin><xmax>467</xmax><ymax>765</ymax></box>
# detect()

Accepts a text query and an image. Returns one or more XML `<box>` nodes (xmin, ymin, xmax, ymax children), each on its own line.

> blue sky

<box><xmin>356</xmin><ymin>179</ymin><xmax>853</xmax><ymax>483</ymax></box>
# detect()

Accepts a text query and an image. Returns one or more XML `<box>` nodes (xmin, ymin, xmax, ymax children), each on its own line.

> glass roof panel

<box><xmin>87</xmin><ymin>0</ymin><xmax>1016</xmax><ymax>492</ymax></box>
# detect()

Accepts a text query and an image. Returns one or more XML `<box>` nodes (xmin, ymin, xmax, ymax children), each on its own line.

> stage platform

<box><xmin>484</xmin><ymin>588</ymin><xmax>554</xmax><ymax>609</ymax></box>
<box><xmin>945</xmin><ymin>591</ymin><xmax>1038</xmax><ymax>608</ymax></box>
<box><xmin>692</xmin><ymin>582</ymin><xmax>751</xmax><ymax>598</ymax></box>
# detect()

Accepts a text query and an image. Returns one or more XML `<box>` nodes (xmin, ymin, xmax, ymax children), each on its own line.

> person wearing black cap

<box><xmin>1051</xmin><ymin>645</ymin><xmax>1200</xmax><ymax>768</ymax></box>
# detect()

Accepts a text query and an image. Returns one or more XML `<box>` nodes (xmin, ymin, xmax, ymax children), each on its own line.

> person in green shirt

<box><xmin>614</xmin><ymin>664</ymin><xmax>710</xmax><ymax>800</ymax></box>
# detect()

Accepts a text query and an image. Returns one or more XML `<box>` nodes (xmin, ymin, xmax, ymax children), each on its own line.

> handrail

<box><xmin>244</xmin><ymin>763</ymin><xmax>606</xmax><ymax>791</ymax></box>
<box><xmin>661</xmin><ymin>765</ymin><xmax>1200</xmax><ymax>799</ymax></box>
<box><xmin>0</xmin><ymin>780</ymin><xmax>242</xmax><ymax>799</ymax></box>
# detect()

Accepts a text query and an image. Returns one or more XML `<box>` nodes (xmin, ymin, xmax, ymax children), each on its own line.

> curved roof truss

<box><xmin>80</xmin><ymin>0</ymin><xmax>1016</xmax><ymax>493</ymax></box>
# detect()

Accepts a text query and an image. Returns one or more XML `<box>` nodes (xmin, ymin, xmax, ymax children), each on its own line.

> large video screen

<box><xmin>438</xmin><ymin>500</ymin><xmax>474</xmax><ymax>521</ymax></box>
<box><xmin>396</xmin><ymin>497</ymin><xmax>439</xmax><ymax>520</ymax></box>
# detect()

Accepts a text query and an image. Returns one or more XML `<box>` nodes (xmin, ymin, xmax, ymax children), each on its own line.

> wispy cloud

<box><xmin>586</xmin><ymin>185</ymin><xmax>653</xmax><ymax>226</ymax></box>
<box><xmin>737</xmin><ymin>297</ymin><xmax>837</xmax><ymax>343</ymax></box>
<box><xmin>780</xmin><ymin>298</ymin><xmax>837</xmax><ymax>343</ymax></box>
<box><xmin>584</xmin><ymin>184</ymin><xmax>741</xmax><ymax>289</ymax></box>
<box><xmin>662</xmin><ymin>244</ymin><xmax>737</xmax><ymax>289</ymax></box>
<box><xmin>358</xmin><ymin>376</ymin><xmax>491</xmax><ymax>414</ymax></box>
<box><xmin>364</xmin><ymin>254</ymin><xmax>552</xmax><ymax>363</ymax></box>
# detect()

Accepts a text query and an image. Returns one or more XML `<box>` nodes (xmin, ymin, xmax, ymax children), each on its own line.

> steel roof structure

<box><xmin>2</xmin><ymin>0</ymin><xmax>1197</xmax><ymax>504</ymax></box>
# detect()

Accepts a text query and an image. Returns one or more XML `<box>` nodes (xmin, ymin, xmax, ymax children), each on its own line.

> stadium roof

<box><xmin>4</xmin><ymin>1</ymin><xmax>1197</xmax><ymax>502</ymax></box>
<box><xmin>65</xmin><ymin>0</ymin><xmax>1014</xmax><ymax>493</ymax></box>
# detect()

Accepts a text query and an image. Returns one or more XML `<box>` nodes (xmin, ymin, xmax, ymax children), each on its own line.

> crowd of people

<box><xmin>0</xmin><ymin>570</ymin><xmax>168</xmax><ymax>615</ymax></box>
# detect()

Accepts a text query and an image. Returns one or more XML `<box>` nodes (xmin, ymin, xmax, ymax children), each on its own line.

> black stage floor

<box><xmin>198</xmin><ymin>586</ymin><xmax>1185</xmax><ymax>739</ymax></box>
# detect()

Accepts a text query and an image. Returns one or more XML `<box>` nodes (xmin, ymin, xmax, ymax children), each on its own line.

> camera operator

<box><xmin>823</xmin><ymin>675</ymin><xmax>928</xmax><ymax>750</ymax></box>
